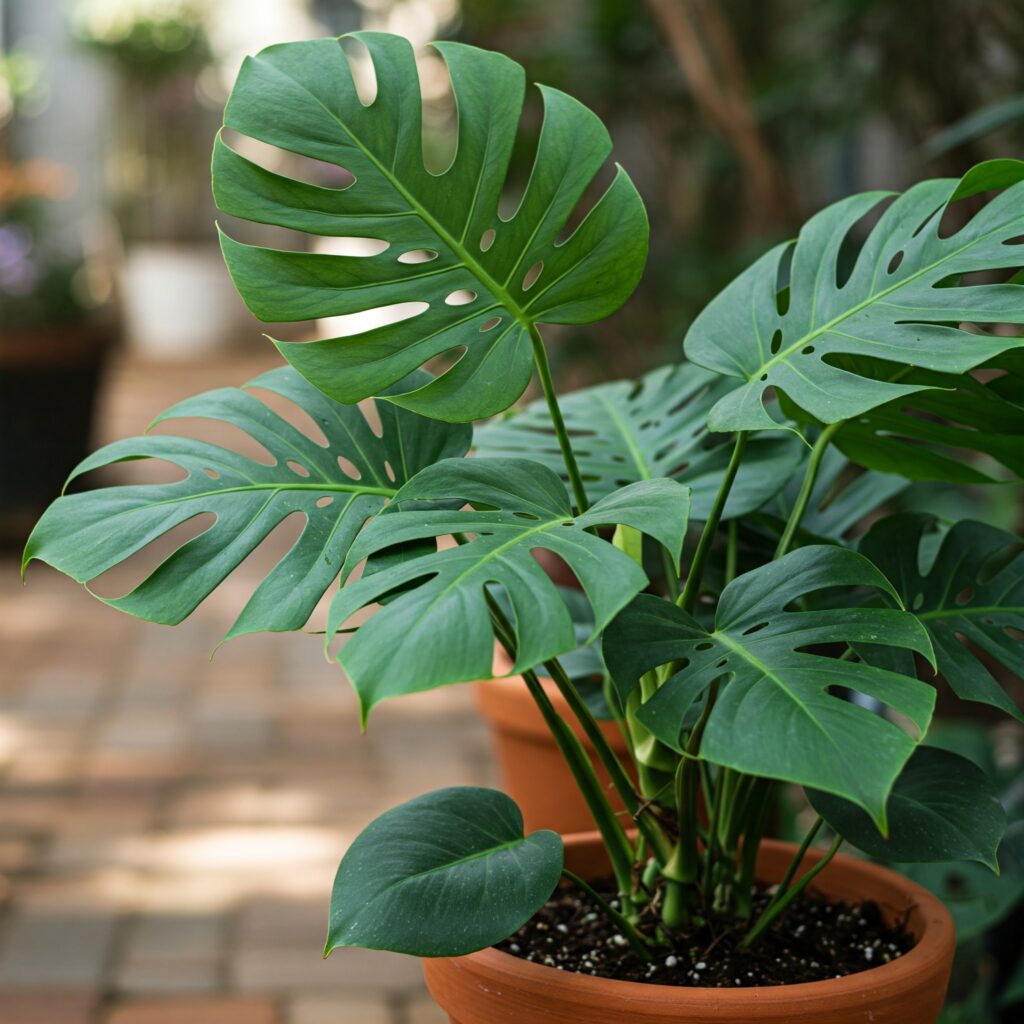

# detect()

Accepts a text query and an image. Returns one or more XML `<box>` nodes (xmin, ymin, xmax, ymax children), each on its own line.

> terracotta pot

<box><xmin>475</xmin><ymin>664</ymin><xmax>632</xmax><ymax>835</ymax></box>
<box><xmin>423</xmin><ymin>832</ymin><xmax>956</xmax><ymax>1024</ymax></box>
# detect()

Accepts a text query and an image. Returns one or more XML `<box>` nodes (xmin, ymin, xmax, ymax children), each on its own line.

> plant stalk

<box><xmin>529</xmin><ymin>325</ymin><xmax>591</xmax><ymax>515</ymax></box>
<box><xmin>773</xmin><ymin>421</ymin><xmax>842</xmax><ymax>559</ymax></box>
<box><xmin>678</xmin><ymin>432</ymin><xmax>748</xmax><ymax>613</ymax></box>
<box><xmin>741</xmin><ymin>833</ymin><xmax>843</xmax><ymax>948</ymax></box>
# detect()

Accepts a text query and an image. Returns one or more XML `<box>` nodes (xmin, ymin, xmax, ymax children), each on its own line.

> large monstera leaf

<box><xmin>475</xmin><ymin>363</ymin><xmax>801</xmax><ymax>518</ymax></box>
<box><xmin>326</xmin><ymin>458</ymin><xmax>690</xmax><ymax>718</ymax></box>
<box><xmin>214</xmin><ymin>33</ymin><xmax>647</xmax><ymax>422</ymax></box>
<box><xmin>859</xmin><ymin>514</ymin><xmax>1024</xmax><ymax>722</ymax></box>
<box><xmin>603</xmin><ymin>546</ymin><xmax>936</xmax><ymax>825</ymax></box>
<box><xmin>684</xmin><ymin>160</ymin><xmax>1024</xmax><ymax>433</ymax></box>
<box><xmin>23</xmin><ymin>367</ymin><xmax>470</xmax><ymax>641</ymax></box>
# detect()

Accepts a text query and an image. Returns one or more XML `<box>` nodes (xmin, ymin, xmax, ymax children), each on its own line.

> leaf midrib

<box><xmin>594</xmin><ymin>392</ymin><xmax>652</xmax><ymax>481</ymax></box>
<box><xmin>260</xmin><ymin>58</ymin><xmax>535</xmax><ymax>333</ymax></box>
<box><xmin>754</xmin><ymin>217</ymin><xmax>1019</xmax><ymax>380</ymax></box>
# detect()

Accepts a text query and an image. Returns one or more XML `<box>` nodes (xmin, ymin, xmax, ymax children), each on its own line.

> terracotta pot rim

<box><xmin>446</xmin><ymin>832</ymin><xmax>954</xmax><ymax>1004</ymax></box>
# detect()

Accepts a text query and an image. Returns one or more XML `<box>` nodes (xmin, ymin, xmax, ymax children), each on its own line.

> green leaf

<box><xmin>760</xmin><ymin>445</ymin><xmax>908</xmax><ymax>545</ymax></box>
<box><xmin>604</xmin><ymin>546</ymin><xmax>936</xmax><ymax>826</ymax></box>
<box><xmin>475</xmin><ymin>363</ymin><xmax>801</xmax><ymax>517</ymax></box>
<box><xmin>859</xmin><ymin>514</ymin><xmax>1024</xmax><ymax>722</ymax></box>
<box><xmin>22</xmin><ymin>367</ymin><xmax>469</xmax><ymax>641</ymax></box>
<box><xmin>326</xmin><ymin>787</ymin><xmax>562</xmax><ymax>957</ymax></box>
<box><xmin>830</xmin><ymin>356</ymin><xmax>1024</xmax><ymax>484</ymax></box>
<box><xmin>326</xmin><ymin>458</ymin><xmax>690</xmax><ymax>719</ymax></box>
<box><xmin>684</xmin><ymin>162</ymin><xmax>1024</xmax><ymax>433</ymax></box>
<box><xmin>809</xmin><ymin>746</ymin><xmax>1006</xmax><ymax>870</ymax></box>
<box><xmin>214</xmin><ymin>33</ymin><xmax>647</xmax><ymax>422</ymax></box>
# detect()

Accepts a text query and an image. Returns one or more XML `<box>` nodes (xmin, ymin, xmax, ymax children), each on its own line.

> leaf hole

<box><xmin>287</xmin><ymin>461</ymin><xmax>310</xmax><ymax>478</ymax></box>
<box><xmin>769</xmin><ymin>329</ymin><xmax>783</xmax><ymax>354</ymax></box>
<box><xmin>912</xmin><ymin>592</ymin><xmax>925</xmax><ymax>611</ymax></box>
<box><xmin>1005</xmin><ymin>625</ymin><xmax>1024</xmax><ymax>641</ymax></box>
<box><xmin>337</xmin><ymin>456</ymin><xmax>362</xmax><ymax>481</ymax></box>
<box><xmin>479</xmin><ymin>315</ymin><xmax>502</xmax><ymax>333</ymax></box>
<box><xmin>694</xmin><ymin>641</ymin><xmax>714</xmax><ymax>651</ymax></box>
<box><xmin>480</xmin><ymin>227</ymin><xmax>496</xmax><ymax>252</ymax></box>
<box><xmin>801</xmin><ymin>345</ymin><xmax>815</xmax><ymax>355</ymax></box>
<box><xmin>513</xmin><ymin>511</ymin><xmax>540</xmax><ymax>520</ymax></box>
<box><xmin>887</xmin><ymin>250</ymin><xmax>905</xmax><ymax>274</ymax></box>
<box><xmin>522</xmin><ymin>260</ymin><xmax>543</xmax><ymax>291</ymax></box>
<box><xmin>202</xmin><ymin>468</ymin><xmax>220</xmax><ymax>479</ymax></box>
<box><xmin>742</xmin><ymin>621</ymin><xmax>770</xmax><ymax>636</ymax></box>
<box><xmin>314</xmin><ymin>236</ymin><xmax>389</xmax><ymax>257</ymax></box>
<box><xmin>339</xmin><ymin>36</ymin><xmax>378</xmax><ymax>107</ymax></box>
<box><xmin>955</xmin><ymin>585</ymin><xmax>975</xmax><ymax>606</ymax></box>
<box><xmin>445</xmin><ymin>289</ymin><xmax>477</xmax><ymax>306</ymax></box>
<box><xmin>398</xmin><ymin>249</ymin><xmax>439</xmax><ymax>264</ymax></box>
<box><xmin>384</xmin><ymin>460</ymin><xmax>397</xmax><ymax>483</ymax></box>
<box><xmin>715</xmin><ymin>657</ymin><xmax>728</xmax><ymax>668</ymax></box>
<box><xmin>759</xmin><ymin>373</ymin><xmax>769</xmax><ymax>382</ymax></box>
<box><xmin>316</xmin><ymin>496</ymin><xmax>334</xmax><ymax>508</ymax></box>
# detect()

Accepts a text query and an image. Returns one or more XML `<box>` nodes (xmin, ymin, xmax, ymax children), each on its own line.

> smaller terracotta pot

<box><xmin>423</xmin><ymin>832</ymin><xmax>956</xmax><ymax>1024</ymax></box>
<box><xmin>475</xmin><ymin>661</ymin><xmax>632</xmax><ymax>835</ymax></box>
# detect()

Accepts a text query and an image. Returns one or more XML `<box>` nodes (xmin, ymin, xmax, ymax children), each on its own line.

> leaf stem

<box><xmin>774</xmin><ymin>815</ymin><xmax>824</xmax><ymax>898</ymax></box>
<box><xmin>529</xmin><ymin>325</ymin><xmax>591</xmax><ymax>515</ymax></box>
<box><xmin>773</xmin><ymin>422</ymin><xmax>842</xmax><ymax>559</ymax></box>
<box><xmin>678</xmin><ymin>432</ymin><xmax>748</xmax><ymax>613</ymax></box>
<box><xmin>740</xmin><ymin>832</ymin><xmax>842</xmax><ymax>948</ymax></box>
<box><xmin>562</xmin><ymin>868</ymin><xmax>654</xmax><ymax>961</ymax></box>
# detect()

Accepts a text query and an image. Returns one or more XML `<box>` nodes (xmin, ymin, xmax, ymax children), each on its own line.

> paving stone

<box><xmin>0</xmin><ymin>909</ymin><xmax>118</xmax><ymax>988</ymax></box>
<box><xmin>106</xmin><ymin>997</ymin><xmax>280</xmax><ymax>1024</ymax></box>
<box><xmin>288</xmin><ymin>993</ymin><xmax>393</xmax><ymax>1024</ymax></box>
<box><xmin>0</xmin><ymin>991</ymin><xmax>100</xmax><ymax>1024</ymax></box>
<box><xmin>405</xmin><ymin>994</ymin><xmax>449</xmax><ymax>1024</ymax></box>
<box><xmin>115</xmin><ymin>957</ymin><xmax>222</xmax><ymax>995</ymax></box>
<box><xmin>233</xmin><ymin>947</ymin><xmax>424</xmax><ymax>994</ymax></box>
<box><xmin>128</xmin><ymin>912</ymin><xmax>225</xmax><ymax>959</ymax></box>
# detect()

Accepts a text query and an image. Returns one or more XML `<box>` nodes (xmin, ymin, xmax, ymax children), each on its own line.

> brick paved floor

<box><xmin>0</xmin><ymin>353</ymin><xmax>492</xmax><ymax>1022</ymax></box>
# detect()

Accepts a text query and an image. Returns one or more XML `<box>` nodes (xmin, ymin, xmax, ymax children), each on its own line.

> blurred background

<box><xmin>1</xmin><ymin>2</ymin><xmax>1022</xmax><ymax>1022</ymax></box>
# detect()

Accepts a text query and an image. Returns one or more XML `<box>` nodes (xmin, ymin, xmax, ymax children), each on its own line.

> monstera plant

<box><xmin>23</xmin><ymin>32</ymin><xmax>1024</xmax><ymax>1022</ymax></box>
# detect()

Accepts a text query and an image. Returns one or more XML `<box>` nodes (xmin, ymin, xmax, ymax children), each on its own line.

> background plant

<box><xmin>24</xmin><ymin>33</ymin><xmax>1024</xmax><ymax>966</ymax></box>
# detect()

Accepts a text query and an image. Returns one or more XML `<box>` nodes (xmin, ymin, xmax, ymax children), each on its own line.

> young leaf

<box><xmin>604</xmin><ymin>546</ymin><xmax>936</xmax><ymax>827</ymax></box>
<box><xmin>809</xmin><ymin>746</ymin><xmax>1006</xmax><ymax>871</ymax></box>
<box><xmin>214</xmin><ymin>33</ymin><xmax>647</xmax><ymax>422</ymax></box>
<box><xmin>327</xmin><ymin>458</ymin><xmax>690</xmax><ymax>719</ymax></box>
<box><xmin>326</xmin><ymin>787</ymin><xmax>562</xmax><ymax>957</ymax></box>
<box><xmin>859</xmin><ymin>514</ymin><xmax>1024</xmax><ymax>722</ymax></box>
<box><xmin>22</xmin><ymin>368</ymin><xmax>469</xmax><ymax>641</ymax></box>
<box><xmin>684</xmin><ymin>161</ymin><xmax>1024</xmax><ymax>433</ymax></box>
<box><xmin>475</xmin><ymin>363</ymin><xmax>801</xmax><ymax>518</ymax></box>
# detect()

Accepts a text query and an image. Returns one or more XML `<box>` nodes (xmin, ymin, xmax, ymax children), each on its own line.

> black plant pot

<box><xmin>0</xmin><ymin>320</ymin><xmax>116</xmax><ymax>547</ymax></box>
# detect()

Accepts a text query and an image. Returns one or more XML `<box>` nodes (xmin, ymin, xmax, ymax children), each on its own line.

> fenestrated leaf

<box><xmin>326</xmin><ymin>458</ymin><xmax>690</xmax><ymax>718</ymax></box>
<box><xmin>810</xmin><ymin>746</ymin><xmax>1006</xmax><ymax>870</ymax></box>
<box><xmin>684</xmin><ymin>160</ymin><xmax>1024</xmax><ymax>433</ymax></box>
<box><xmin>22</xmin><ymin>367</ymin><xmax>470</xmax><ymax>641</ymax></box>
<box><xmin>859</xmin><ymin>514</ymin><xmax>1024</xmax><ymax>722</ymax></box>
<box><xmin>828</xmin><ymin>355</ymin><xmax>1024</xmax><ymax>484</ymax></box>
<box><xmin>475</xmin><ymin>363</ymin><xmax>801</xmax><ymax>518</ymax></box>
<box><xmin>214</xmin><ymin>33</ymin><xmax>647</xmax><ymax>422</ymax></box>
<box><xmin>603</xmin><ymin>546</ymin><xmax>936</xmax><ymax>826</ymax></box>
<box><xmin>326</xmin><ymin>787</ymin><xmax>562</xmax><ymax>957</ymax></box>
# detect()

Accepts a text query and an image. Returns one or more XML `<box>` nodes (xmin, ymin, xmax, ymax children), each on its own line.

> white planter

<box><xmin>122</xmin><ymin>243</ymin><xmax>246</xmax><ymax>359</ymax></box>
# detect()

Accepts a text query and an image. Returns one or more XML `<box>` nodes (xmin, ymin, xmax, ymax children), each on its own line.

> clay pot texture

<box><xmin>423</xmin><ymin>831</ymin><xmax>956</xmax><ymax>1024</ymax></box>
<box><xmin>475</xmin><ymin>666</ymin><xmax>632</xmax><ymax>835</ymax></box>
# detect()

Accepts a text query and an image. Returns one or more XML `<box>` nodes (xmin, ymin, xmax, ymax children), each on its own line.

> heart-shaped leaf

<box><xmin>327</xmin><ymin>787</ymin><xmax>562</xmax><ymax>957</ymax></box>
<box><xmin>810</xmin><ymin>746</ymin><xmax>1006</xmax><ymax>870</ymax></box>
<box><xmin>327</xmin><ymin>458</ymin><xmax>690</xmax><ymax>718</ymax></box>
<box><xmin>475</xmin><ymin>363</ymin><xmax>801</xmax><ymax>518</ymax></box>
<box><xmin>684</xmin><ymin>160</ymin><xmax>1024</xmax><ymax>433</ymax></box>
<box><xmin>604</xmin><ymin>546</ymin><xmax>936</xmax><ymax>826</ymax></box>
<box><xmin>23</xmin><ymin>367</ymin><xmax>469</xmax><ymax>641</ymax></box>
<box><xmin>214</xmin><ymin>33</ymin><xmax>647</xmax><ymax>422</ymax></box>
<box><xmin>859</xmin><ymin>513</ymin><xmax>1024</xmax><ymax>722</ymax></box>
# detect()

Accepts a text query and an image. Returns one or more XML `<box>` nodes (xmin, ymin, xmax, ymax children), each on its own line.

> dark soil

<box><xmin>497</xmin><ymin>876</ymin><xmax>914</xmax><ymax>988</ymax></box>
